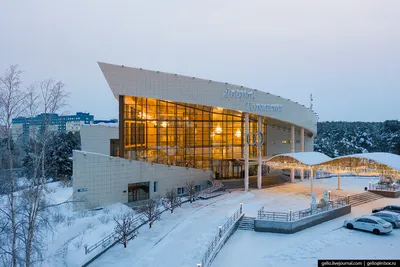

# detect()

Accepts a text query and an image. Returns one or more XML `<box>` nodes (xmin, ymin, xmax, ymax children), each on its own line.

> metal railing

<box><xmin>369</xmin><ymin>182</ymin><xmax>400</xmax><ymax>192</ymax></box>
<box><xmin>257</xmin><ymin>197</ymin><xmax>349</xmax><ymax>222</ymax></box>
<box><xmin>197</xmin><ymin>180</ymin><xmax>225</xmax><ymax>199</ymax></box>
<box><xmin>200</xmin><ymin>204</ymin><xmax>243</xmax><ymax>267</ymax></box>
<box><xmin>84</xmin><ymin>214</ymin><xmax>145</xmax><ymax>254</ymax></box>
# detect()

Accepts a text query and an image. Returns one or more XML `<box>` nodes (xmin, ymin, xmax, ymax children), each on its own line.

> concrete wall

<box><xmin>98</xmin><ymin>62</ymin><xmax>317</xmax><ymax>136</ymax></box>
<box><xmin>369</xmin><ymin>190</ymin><xmax>400</xmax><ymax>198</ymax></box>
<box><xmin>80</xmin><ymin>124</ymin><xmax>118</xmax><ymax>155</ymax></box>
<box><xmin>73</xmin><ymin>150</ymin><xmax>212</xmax><ymax>210</ymax></box>
<box><xmin>266</xmin><ymin>126</ymin><xmax>314</xmax><ymax>156</ymax></box>
<box><xmin>254</xmin><ymin>205</ymin><xmax>351</xmax><ymax>234</ymax></box>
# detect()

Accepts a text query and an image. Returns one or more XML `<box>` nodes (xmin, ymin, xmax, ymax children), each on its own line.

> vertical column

<box><xmin>310</xmin><ymin>167</ymin><xmax>314</xmax><ymax>195</ymax></box>
<box><xmin>290</xmin><ymin>125</ymin><xmax>295</xmax><ymax>183</ymax></box>
<box><xmin>337</xmin><ymin>172</ymin><xmax>341</xmax><ymax>190</ymax></box>
<box><xmin>290</xmin><ymin>125</ymin><xmax>295</xmax><ymax>153</ymax></box>
<box><xmin>264</xmin><ymin>123</ymin><xmax>268</xmax><ymax>156</ymax></box>
<box><xmin>300</xmin><ymin>128</ymin><xmax>305</xmax><ymax>181</ymax></box>
<box><xmin>244</xmin><ymin>113</ymin><xmax>249</xmax><ymax>192</ymax></box>
<box><xmin>257</xmin><ymin>116</ymin><xmax>262</xmax><ymax>189</ymax></box>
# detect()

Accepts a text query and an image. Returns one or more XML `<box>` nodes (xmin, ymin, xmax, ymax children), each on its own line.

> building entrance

<box><xmin>128</xmin><ymin>182</ymin><xmax>150</xmax><ymax>202</ymax></box>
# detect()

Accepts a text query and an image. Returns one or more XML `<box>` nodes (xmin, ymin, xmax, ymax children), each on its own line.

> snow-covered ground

<box><xmin>91</xmin><ymin>175</ymin><xmax>389</xmax><ymax>267</ymax></box>
<box><xmin>0</xmin><ymin>182</ymin><xmax>134</xmax><ymax>267</ymax></box>
<box><xmin>213</xmin><ymin>177</ymin><xmax>400</xmax><ymax>267</ymax></box>
<box><xmin>2</xmin><ymin>175</ymin><xmax>395</xmax><ymax>267</ymax></box>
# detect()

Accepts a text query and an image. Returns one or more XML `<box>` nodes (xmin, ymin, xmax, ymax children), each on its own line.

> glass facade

<box><xmin>121</xmin><ymin>96</ymin><xmax>267</xmax><ymax>179</ymax></box>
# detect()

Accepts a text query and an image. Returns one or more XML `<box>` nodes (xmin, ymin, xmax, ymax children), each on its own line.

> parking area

<box><xmin>212</xmin><ymin>196</ymin><xmax>400</xmax><ymax>267</ymax></box>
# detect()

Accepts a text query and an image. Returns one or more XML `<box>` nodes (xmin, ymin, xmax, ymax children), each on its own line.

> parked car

<box><xmin>372</xmin><ymin>205</ymin><xmax>400</xmax><ymax>214</ymax></box>
<box><xmin>365</xmin><ymin>211</ymin><xmax>400</xmax><ymax>228</ymax></box>
<box><xmin>344</xmin><ymin>216</ymin><xmax>393</xmax><ymax>235</ymax></box>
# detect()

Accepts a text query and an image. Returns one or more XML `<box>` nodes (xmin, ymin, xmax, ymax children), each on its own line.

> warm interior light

<box><xmin>215</xmin><ymin>125</ymin><xmax>222</xmax><ymax>134</ymax></box>
<box><xmin>235</xmin><ymin>129</ymin><xmax>241</xmax><ymax>138</ymax></box>
<box><xmin>161</xmin><ymin>121</ymin><xmax>167</xmax><ymax>128</ymax></box>
<box><xmin>210</xmin><ymin>132</ymin><xmax>215</xmax><ymax>138</ymax></box>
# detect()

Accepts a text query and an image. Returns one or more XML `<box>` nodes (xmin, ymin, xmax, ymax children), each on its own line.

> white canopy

<box><xmin>330</xmin><ymin>152</ymin><xmax>400</xmax><ymax>171</ymax></box>
<box><xmin>267</xmin><ymin>152</ymin><xmax>332</xmax><ymax>166</ymax></box>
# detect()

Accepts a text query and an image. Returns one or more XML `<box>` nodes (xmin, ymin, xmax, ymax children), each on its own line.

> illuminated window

<box><xmin>121</xmin><ymin>96</ymin><xmax>268</xmax><ymax>179</ymax></box>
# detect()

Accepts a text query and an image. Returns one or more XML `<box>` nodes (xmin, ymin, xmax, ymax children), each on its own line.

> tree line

<box><xmin>314</xmin><ymin>120</ymin><xmax>400</xmax><ymax>157</ymax></box>
<box><xmin>0</xmin><ymin>65</ymin><xmax>78</xmax><ymax>267</ymax></box>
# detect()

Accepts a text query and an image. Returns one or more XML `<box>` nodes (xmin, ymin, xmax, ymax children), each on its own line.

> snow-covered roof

<box><xmin>266</xmin><ymin>151</ymin><xmax>400</xmax><ymax>174</ymax></box>
<box><xmin>267</xmin><ymin>152</ymin><xmax>332</xmax><ymax>166</ymax></box>
<box><xmin>329</xmin><ymin>152</ymin><xmax>400</xmax><ymax>171</ymax></box>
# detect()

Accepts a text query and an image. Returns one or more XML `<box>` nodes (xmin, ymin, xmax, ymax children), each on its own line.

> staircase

<box><xmin>348</xmin><ymin>192</ymin><xmax>384</xmax><ymax>207</ymax></box>
<box><xmin>238</xmin><ymin>216</ymin><xmax>255</xmax><ymax>231</ymax></box>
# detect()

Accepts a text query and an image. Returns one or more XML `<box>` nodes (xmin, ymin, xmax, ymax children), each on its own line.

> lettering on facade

<box><xmin>223</xmin><ymin>88</ymin><xmax>256</xmax><ymax>100</ymax></box>
<box><xmin>245</xmin><ymin>102</ymin><xmax>283</xmax><ymax>112</ymax></box>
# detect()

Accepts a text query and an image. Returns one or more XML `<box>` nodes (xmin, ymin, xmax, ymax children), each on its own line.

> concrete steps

<box><xmin>238</xmin><ymin>216</ymin><xmax>255</xmax><ymax>231</ymax></box>
<box><xmin>221</xmin><ymin>172</ymin><xmax>290</xmax><ymax>190</ymax></box>
<box><xmin>348</xmin><ymin>192</ymin><xmax>384</xmax><ymax>207</ymax></box>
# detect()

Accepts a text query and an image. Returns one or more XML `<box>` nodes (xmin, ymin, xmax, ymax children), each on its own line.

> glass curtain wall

<box><xmin>122</xmin><ymin>96</ymin><xmax>266</xmax><ymax>179</ymax></box>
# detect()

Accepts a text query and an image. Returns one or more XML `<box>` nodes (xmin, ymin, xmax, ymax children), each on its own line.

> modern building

<box><xmin>12</xmin><ymin>112</ymin><xmax>94</xmax><ymax>142</ymax></box>
<box><xmin>73</xmin><ymin>62</ymin><xmax>318</xmax><ymax>210</ymax></box>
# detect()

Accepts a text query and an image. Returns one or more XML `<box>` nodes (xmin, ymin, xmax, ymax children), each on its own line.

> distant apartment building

<box><xmin>93</xmin><ymin>119</ymin><xmax>118</xmax><ymax>125</ymax></box>
<box><xmin>12</xmin><ymin>112</ymin><xmax>94</xmax><ymax>142</ymax></box>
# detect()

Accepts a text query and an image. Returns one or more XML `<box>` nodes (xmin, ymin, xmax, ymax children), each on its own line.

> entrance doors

<box><xmin>128</xmin><ymin>182</ymin><xmax>150</xmax><ymax>202</ymax></box>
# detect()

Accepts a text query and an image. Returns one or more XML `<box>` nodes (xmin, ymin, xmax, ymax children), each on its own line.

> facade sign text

<box><xmin>223</xmin><ymin>88</ymin><xmax>256</xmax><ymax>100</ymax></box>
<box><xmin>246</xmin><ymin>102</ymin><xmax>283</xmax><ymax>112</ymax></box>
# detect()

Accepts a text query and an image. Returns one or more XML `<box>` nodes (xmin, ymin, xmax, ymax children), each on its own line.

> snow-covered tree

<box><xmin>163</xmin><ymin>188</ymin><xmax>181</xmax><ymax>214</ymax></box>
<box><xmin>138</xmin><ymin>199</ymin><xmax>161</xmax><ymax>229</ymax></box>
<box><xmin>0</xmin><ymin>65</ymin><xmax>26</xmax><ymax>267</ymax></box>
<box><xmin>113</xmin><ymin>212</ymin><xmax>138</xmax><ymax>248</ymax></box>
<box><xmin>185</xmin><ymin>180</ymin><xmax>198</xmax><ymax>204</ymax></box>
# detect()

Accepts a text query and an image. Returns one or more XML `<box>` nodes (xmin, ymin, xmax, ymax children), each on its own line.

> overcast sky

<box><xmin>1</xmin><ymin>0</ymin><xmax>399</xmax><ymax>122</ymax></box>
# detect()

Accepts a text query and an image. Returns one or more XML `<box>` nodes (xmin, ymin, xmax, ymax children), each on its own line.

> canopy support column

<box><xmin>310</xmin><ymin>167</ymin><xmax>314</xmax><ymax>195</ymax></box>
<box><xmin>337</xmin><ymin>172</ymin><xmax>341</xmax><ymax>190</ymax></box>
<box><xmin>300</xmin><ymin>128</ymin><xmax>305</xmax><ymax>181</ymax></box>
<box><xmin>290</xmin><ymin>125</ymin><xmax>295</xmax><ymax>183</ymax></box>
<box><xmin>257</xmin><ymin>116</ymin><xmax>262</xmax><ymax>189</ymax></box>
<box><xmin>244</xmin><ymin>113</ymin><xmax>249</xmax><ymax>192</ymax></box>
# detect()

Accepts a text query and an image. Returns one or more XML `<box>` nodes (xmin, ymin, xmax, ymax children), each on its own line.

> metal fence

<box><xmin>200</xmin><ymin>204</ymin><xmax>243</xmax><ymax>267</ymax></box>
<box><xmin>84</xmin><ymin>214</ymin><xmax>145</xmax><ymax>254</ymax></box>
<box><xmin>257</xmin><ymin>197</ymin><xmax>349</xmax><ymax>222</ymax></box>
<box><xmin>84</xmin><ymin>179</ymin><xmax>225</xmax><ymax>260</ymax></box>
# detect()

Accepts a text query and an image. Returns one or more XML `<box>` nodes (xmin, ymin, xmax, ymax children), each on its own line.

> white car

<box><xmin>344</xmin><ymin>215</ymin><xmax>393</xmax><ymax>235</ymax></box>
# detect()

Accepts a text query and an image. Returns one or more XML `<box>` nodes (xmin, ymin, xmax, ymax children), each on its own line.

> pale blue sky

<box><xmin>1</xmin><ymin>0</ymin><xmax>399</xmax><ymax>121</ymax></box>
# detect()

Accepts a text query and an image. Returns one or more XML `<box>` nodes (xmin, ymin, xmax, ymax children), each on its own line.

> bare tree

<box><xmin>113</xmin><ymin>212</ymin><xmax>138</xmax><ymax>248</ymax></box>
<box><xmin>185</xmin><ymin>180</ymin><xmax>198</xmax><ymax>203</ymax></box>
<box><xmin>0</xmin><ymin>65</ymin><xmax>76</xmax><ymax>267</ymax></box>
<box><xmin>163</xmin><ymin>188</ymin><xmax>181</xmax><ymax>214</ymax></box>
<box><xmin>138</xmin><ymin>199</ymin><xmax>161</xmax><ymax>229</ymax></box>
<box><xmin>18</xmin><ymin>79</ymin><xmax>68</xmax><ymax>267</ymax></box>
<box><xmin>0</xmin><ymin>65</ymin><xmax>26</xmax><ymax>267</ymax></box>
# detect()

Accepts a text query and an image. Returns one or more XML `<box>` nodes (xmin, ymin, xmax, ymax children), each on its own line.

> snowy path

<box><xmin>91</xmin><ymin>192</ymin><xmax>246</xmax><ymax>267</ymax></box>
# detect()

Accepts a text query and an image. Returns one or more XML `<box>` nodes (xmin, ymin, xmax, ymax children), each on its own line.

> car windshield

<box><xmin>376</xmin><ymin>219</ymin><xmax>387</xmax><ymax>224</ymax></box>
